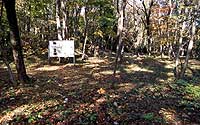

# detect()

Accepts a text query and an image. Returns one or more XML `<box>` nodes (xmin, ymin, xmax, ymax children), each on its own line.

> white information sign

<box><xmin>48</xmin><ymin>40</ymin><xmax>75</xmax><ymax>63</ymax></box>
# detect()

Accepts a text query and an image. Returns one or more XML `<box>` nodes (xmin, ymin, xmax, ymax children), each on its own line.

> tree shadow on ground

<box><xmin>98</xmin><ymin>57</ymin><xmax>173</xmax><ymax>86</ymax></box>
<box><xmin>0</xmin><ymin>56</ymin><xmax>200</xmax><ymax>124</ymax></box>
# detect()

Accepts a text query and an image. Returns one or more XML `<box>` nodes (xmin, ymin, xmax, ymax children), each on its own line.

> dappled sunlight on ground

<box><xmin>1</xmin><ymin>56</ymin><xmax>200</xmax><ymax>124</ymax></box>
<box><xmin>118</xmin><ymin>83</ymin><xmax>137</xmax><ymax>92</ymax></box>
<box><xmin>87</xmin><ymin>57</ymin><xmax>108</xmax><ymax>64</ymax></box>
<box><xmin>99</xmin><ymin>70</ymin><xmax>115</xmax><ymax>75</ymax></box>
<box><xmin>159</xmin><ymin>108</ymin><xmax>181</xmax><ymax>124</ymax></box>
<box><xmin>125</xmin><ymin>64</ymin><xmax>154</xmax><ymax>73</ymax></box>
<box><xmin>0</xmin><ymin>99</ymin><xmax>60</xmax><ymax>124</ymax></box>
<box><xmin>35</xmin><ymin>65</ymin><xmax>66</xmax><ymax>71</ymax></box>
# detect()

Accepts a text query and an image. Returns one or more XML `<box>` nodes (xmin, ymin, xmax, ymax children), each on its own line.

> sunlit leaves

<box><xmin>185</xmin><ymin>84</ymin><xmax>200</xmax><ymax>100</ymax></box>
<box><xmin>94</xmin><ymin>30</ymin><xmax>103</xmax><ymax>38</ymax></box>
<box><xmin>97</xmin><ymin>88</ymin><xmax>106</xmax><ymax>94</ymax></box>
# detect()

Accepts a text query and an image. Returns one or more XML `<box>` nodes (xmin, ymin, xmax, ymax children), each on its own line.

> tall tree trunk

<box><xmin>141</xmin><ymin>0</ymin><xmax>153</xmax><ymax>56</ymax></box>
<box><xmin>56</xmin><ymin>0</ymin><xmax>62</xmax><ymax>40</ymax></box>
<box><xmin>56</xmin><ymin>0</ymin><xmax>63</xmax><ymax>63</ymax></box>
<box><xmin>3</xmin><ymin>0</ymin><xmax>29</xmax><ymax>83</ymax></box>
<box><xmin>0</xmin><ymin>4</ymin><xmax>16</xmax><ymax>84</ymax></box>
<box><xmin>174</xmin><ymin>21</ymin><xmax>186</xmax><ymax>79</ymax></box>
<box><xmin>180</xmin><ymin>19</ymin><xmax>196</xmax><ymax>78</ymax></box>
<box><xmin>61</xmin><ymin>0</ymin><xmax>68</xmax><ymax>39</ymax></box>
<box><xmin>82</xmin><ymin>4</ymin><xmax>88</xmax><ymax>60</ymax></box>
<box><xmin>146</xmin><ymin>20</ymin><xmax>151</xmax><ymax>55</ymax></box>
<box><xmin>27</xmin><ymin>1</ymin><xmax>31</xmax><ymax>33</ymax></box>
<box><xmin>167</xmin><ymin>0</ymin><xmax>173</xmax><ymax>59</ymax></box>
<box><xmin>74</xmin><ymin>6</ymin><xmax>81</xmax><ymax>37</ymax></box>
<box><xmin>2</xmin><ymin>57</ymin><xmax>16</xmax><ymax>84</ymax></box>
<box><xmin>113</xmin><ymin>0</ymin><xmax>126</xmax><ymax>76</ymax></box>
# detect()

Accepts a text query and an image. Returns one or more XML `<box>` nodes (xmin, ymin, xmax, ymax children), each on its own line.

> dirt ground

<box><xmin>0</xmin><ymin>55</ymin><xmax>200</xmax><ymax>124</ymax></box>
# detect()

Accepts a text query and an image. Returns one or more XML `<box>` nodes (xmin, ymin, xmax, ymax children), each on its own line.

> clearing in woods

<box><xmin>0</xmin><ymin>55</ymin><xmax>200</xmax><ymax>124</ymax></box>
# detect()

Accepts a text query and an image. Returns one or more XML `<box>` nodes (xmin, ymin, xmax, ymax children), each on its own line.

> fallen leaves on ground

<box><xmin>0</xmin><ymin>56</ymin><xmax>200</xmax><ymax>124</ymax></box>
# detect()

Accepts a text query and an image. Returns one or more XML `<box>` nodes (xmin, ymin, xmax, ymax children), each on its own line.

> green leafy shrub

<box><xmin>176</xmin><ymin>79</ymin><xmax>189</xmax><ymax>86</ymax></box>
<box><xmin>185</xmin><ymin>84</ymin><xmax>200</xmax><ymax>100</ymax></box>
<box><xmin>142</xmin><ymin>113</ymin><xmax>154</xmax><ymax>121</ymax></box>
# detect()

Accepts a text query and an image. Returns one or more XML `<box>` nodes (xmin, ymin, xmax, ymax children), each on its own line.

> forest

<box><xmin>0</xmin><ymin>0</ymin><xmax>200</xmax><ymax>124</ymax></box>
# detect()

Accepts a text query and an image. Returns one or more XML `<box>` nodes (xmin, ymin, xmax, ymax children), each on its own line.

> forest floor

<box><xmin>0</xmin><ymin>54</ymin><xmax>200</xmax><ymax>124</ymax></box>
